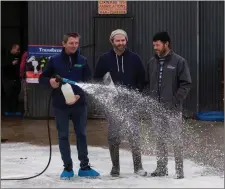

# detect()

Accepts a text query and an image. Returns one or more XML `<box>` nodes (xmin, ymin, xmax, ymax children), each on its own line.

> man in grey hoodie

<box><xmin>146</xmin><ymin>32</ymin><xmax>192</xmax><ymax>179</ymax></box>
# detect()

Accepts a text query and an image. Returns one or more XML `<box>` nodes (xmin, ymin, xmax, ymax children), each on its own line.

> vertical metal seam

<box><xmin>93</xmin><ymin>17</ymin><xmax>96</xmax><ymax>69</ymax></box>
<box><xmin>196</xmin><ymin>1</ymin><xmax>200</xmax><ymax>113</ymax></box>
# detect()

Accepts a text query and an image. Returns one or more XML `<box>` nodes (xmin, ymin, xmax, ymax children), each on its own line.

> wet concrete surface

<box><xmin>1</xmin><ymin>117</ymin><xmax>224</xmax><ymax>175</ymax></box>
<box><xmin>182</xmin><ymin>119</ymin><xmax>224</xmax><ymax>175</ymax></box>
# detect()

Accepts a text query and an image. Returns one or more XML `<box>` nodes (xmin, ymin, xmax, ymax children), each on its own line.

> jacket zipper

<box><xmin>158</xmin><ymin>61</ymin><xmax>164</xmax><ymax>102</ymax></box>
<box><xmin>68</xmin><ymin>56</ymin><xmax>73</xmax><ymax>72</ymax></box>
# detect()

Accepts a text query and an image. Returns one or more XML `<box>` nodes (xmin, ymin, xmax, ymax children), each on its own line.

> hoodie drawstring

<box><xmin>116</xmin><ymin>55</ymin><xmax>124</xmax><ymax>73</ymax></box>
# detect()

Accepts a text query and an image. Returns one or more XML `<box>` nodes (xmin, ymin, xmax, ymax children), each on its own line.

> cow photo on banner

<box><xmin>25</xmin><ymin>45</ymin><xmax>62</xmax><ymax>83</ymax></box>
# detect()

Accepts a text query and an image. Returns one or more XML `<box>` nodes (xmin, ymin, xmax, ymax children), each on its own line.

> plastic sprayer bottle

<box><xmin>61</xmin><ymin>83</ymin><xmax>75</xmax><ymax>104</ymax></box>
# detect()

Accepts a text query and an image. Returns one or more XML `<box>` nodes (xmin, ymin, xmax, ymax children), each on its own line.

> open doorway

<box><xmin>1</xmin><ymin>1</ymin><xmax>28</xmax><ymax>116</ymax></box>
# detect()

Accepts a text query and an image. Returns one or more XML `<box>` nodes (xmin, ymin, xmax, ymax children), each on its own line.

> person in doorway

<box><xmin>94</xmin><ymin>29</ymin><xmax>147</xmax><ymax>177</ymax></box>
<box><xmin>2</xmin><ymin>44</ymin><xmax>21</xmax><ymax>114</ymax></box>
<box><xmin>39</xmin><ymin>33</ymin><xmax>100</xmax><ymax>179</ymax></box>
<box><xmin>146</xmin><ymin>31</ymin><xmax>192</xmax><ymax>179</ymax></box>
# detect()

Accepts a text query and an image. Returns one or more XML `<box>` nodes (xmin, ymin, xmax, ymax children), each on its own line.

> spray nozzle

<box><xmin>55</xmin><ymin>75</ymin><xmax>63</xmax><ymax>83</ymax></box>
<box><xmin>55</xmin><ymin>75</ymin><xmax>77</xmax><ymax>86</ymax></box>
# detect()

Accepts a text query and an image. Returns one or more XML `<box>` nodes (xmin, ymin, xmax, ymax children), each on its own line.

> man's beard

<box><xmin>156</xmin><ymin>46</ymin><xmax>168</xmax><ymax>57</ymax></box>
<box><xmin>114</xmin><ymin>44</ymin><xmax>126</xmax><ymax>52</ymax></box>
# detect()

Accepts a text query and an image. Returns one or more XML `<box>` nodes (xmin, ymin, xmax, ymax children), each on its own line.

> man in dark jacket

<box><xmin>146</xmin><ymin>32</ymin><xmax>192</xmax><ymax>179</ymax></box>
<box><xmin>94</xmin><ymin>29</ymin><xmax>147</xmax><ymax>177</ymax></box>
<box><xmin>39</xmin><ymin>33</ymin><xmax>99</xmax><ymax>179</ymax></box>
<box><xmin>2</xmin><ymin>44</ymin><xmax>21</xmax><ymax>114</ymax></box>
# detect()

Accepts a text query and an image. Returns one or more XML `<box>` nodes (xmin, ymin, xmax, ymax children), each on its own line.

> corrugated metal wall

<box><xmin>27</xmin><ymin>1</ymin><xmax>223</xmax><ymax>117</ymax></box>
<box><xmin>26</xmin><ymin>84</ymin><xmax>54</xmax><ymax>118</ymax></box>
<box><xmin>28</xmin><ymin>1</ymin><xmax>98</xmax><ymax>117</ymax></box>
<box><xmin>127</xmin><ymin>1</ymin><xmax>198</xmax><ymax>115</ymax></box>
<box><xmin>199</xmin><ymin>1</ymin><xmax>224</xmax><ymax>111</ymax></box>
<box><xmin>28</xmin><ymin>1</ymin><xmax>97</xmax><ymax>73</ymax></box>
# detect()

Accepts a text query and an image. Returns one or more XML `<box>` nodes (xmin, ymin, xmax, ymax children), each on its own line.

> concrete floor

<box><xmin>1</xmin><ymin>117</ymin><xmax>224</xmax><ymax>175</ymax></box>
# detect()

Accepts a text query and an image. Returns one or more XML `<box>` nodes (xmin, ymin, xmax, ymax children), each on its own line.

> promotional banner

<box><xmin>26</xmin><ymin>45</ymin><xmax>62</xmax><ymax>83</ymax></box>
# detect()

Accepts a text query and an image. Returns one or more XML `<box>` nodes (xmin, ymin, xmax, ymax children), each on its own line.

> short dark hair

<box><xmin>152</xmin><ymin>31</ymin><xmax>171</xmax><ymax>44</ymax></box>
<box><xmin>63</xmin><ymin>32</ymin><xmax>81</xmax><ymax>43</ymax></box>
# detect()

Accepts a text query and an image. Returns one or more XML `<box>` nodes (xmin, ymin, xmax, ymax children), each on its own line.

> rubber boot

<box><xmin>151</xmin><ymin>160</ymin><xmax>168</xmax><ymax>177</ymax></box>
<box><xmin>109</xmin><ymin>144</ymin><xmax>120</xmax><ymax>177</ymax></box>
<box><xmin>132</xmin><ymin>150</ymin><xmax>147</xmax><ymax>176</ymax></box>
<box><xmin>175</xmin><ymin>157</ymin><xmax>184</xmax><ymax>179</ymax></box>
<box><xmin>174</xmin><ymin>143</ymin><xmax>184</xmax><ymax>179</ymax></box>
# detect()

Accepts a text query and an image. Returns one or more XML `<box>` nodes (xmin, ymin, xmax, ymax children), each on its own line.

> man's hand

<box><xmin>66</xmin><ymin>95</ymin><xmax>80</xmax><ymax>105</ymax></box>
<box><xmin>12</xmin><ymin>60</ymin><xmax>18</xmax><ymax>65</ymax></box>
<box><xmin>49</xmin><ymin>78</ymin><xmax>60</xmax><ymax>88</ymax></box>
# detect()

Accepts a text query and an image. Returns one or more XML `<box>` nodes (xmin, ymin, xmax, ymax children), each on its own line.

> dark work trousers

<box><xmin>105</xmin><ymin>96</ymin><xmax>143</xmax><ymax>172</ymax></box>
<box><xmin>151</xmin><ymin>111</ymin><xmax>184</xmax><ymax>172</ymax></box>
<box><xmin>54</xmin><ymin>105</ymin><xmax>89</xmax><ymax>170</ymax></box>
<box><xmin>2</xmin><ymin>79</ymin><xmax>21</xmax><ymax>112</ymax></box>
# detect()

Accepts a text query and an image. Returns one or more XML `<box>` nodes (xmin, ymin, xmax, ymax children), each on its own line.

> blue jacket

<box><xmin>94</xmin><ymin>48</ymin><xmax>146</xmax><ymax>91</ymax></box>
<box><xmin>39</xmin><ymin>48</ymin><xmax>91</xmax><ymax>109</ymax></box>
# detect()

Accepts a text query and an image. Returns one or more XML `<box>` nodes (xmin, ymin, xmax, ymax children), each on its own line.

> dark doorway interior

<box><xmin>1</xmin><ymin>1</ymin><xmax>28</xmax><ymax>115</ymax></box>
<box><xmin>1</xmin><ymin>1</ymin><xmax>28</xmax><ymax>55</ymax></box>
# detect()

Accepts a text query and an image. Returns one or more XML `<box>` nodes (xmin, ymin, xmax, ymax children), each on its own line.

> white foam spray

<box><xmin>75</xmin><ymin>80</ymin><xmax>223</xmax><ymax>176</ymax></box>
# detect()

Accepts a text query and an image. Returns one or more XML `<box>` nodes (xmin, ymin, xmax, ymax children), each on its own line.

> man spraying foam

<box><xmin>39</xmin><ymin>33</ymin><xmax>100</xmax><ymax>179</ymax></box>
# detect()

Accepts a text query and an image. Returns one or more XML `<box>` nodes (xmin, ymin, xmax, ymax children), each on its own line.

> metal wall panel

<box><xmin>28</xmin><ymin>1</ymin><xmax>98</xmax><ymax>118</ymax></box>
<box><xmin>27</xmin><ymin>1</ymin><xmax>223</xmax><ymax>117</ymax></box>
<box><xmin>127</xmin><ymin>1</ymin><xmax>198</xmax><ymax>115</ymax></box>
<box><xmin>28</xmin><ymin>1</ymin><xmax>97</xmax><ymax>72</ymax></box>
<box><xmin>199</xmin><ymin>1</ymin><xmax>224</xmax><ymax>111</ymax></box>
<box><xmin>26</xmin><ymin>84</ymin><xmax>54</xmax><ymax>118</ymax></box>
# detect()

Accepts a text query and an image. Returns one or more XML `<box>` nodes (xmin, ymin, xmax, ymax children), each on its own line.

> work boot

<box><xmin>175</xmin><ymin>158</ymin><xmax>184</xmax><ymax>179</ymax></box>
<box><xmin>132</xmin><ymin>150</ymin><xmax>147</xmax><ymax>176</ymax></box>
<box><xmin>109</xmin><ymin>144</ymin><xmax>120</xmax><ymax>177</ymax></box>
<box><xmin>151</xmin><ymin>161</ymin><xmax>168</xmax><ymax>177</ymax></box>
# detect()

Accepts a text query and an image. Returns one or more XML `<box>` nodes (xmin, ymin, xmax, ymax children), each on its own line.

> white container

<box><xmin>61</xmin><ymin>83</ymin><xmax>75</xmax><ymax>104</ymax></box>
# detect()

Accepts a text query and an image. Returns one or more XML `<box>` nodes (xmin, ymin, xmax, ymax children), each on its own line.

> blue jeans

<box><xmin>54</xmin><ymin>105</ymin><xmax>89</xmax><ymax>170</ymax></box>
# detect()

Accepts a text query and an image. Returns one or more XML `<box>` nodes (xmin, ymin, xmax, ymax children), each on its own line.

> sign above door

<box><xmin>98</xmin><ymin>0</ymin><xmax>127</xmax><ymax>14</ymax></box>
